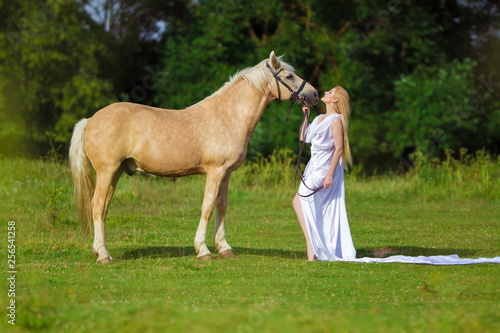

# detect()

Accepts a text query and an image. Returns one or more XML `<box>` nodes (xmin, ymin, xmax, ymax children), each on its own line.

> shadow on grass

<box><xmin>121</xmin><ymin>246</ymin><xmax>195</xmax><ymax>259</ymax></box>
<box><xmin>120</xmin><ymin>245</ymin><xmax>479</xmax><ymax>260</ymax></box>
<box><xmin>232</xmin><ymin>247</ymin><xmax>305</xmax><ymax>259</ymax></box>
<box><xmin>356</xmin><ymin>246</ymin><xmax>479</xmax><ymax>258</ymax></box>
<box><xmin>120</xmin><ymin>246</ymin><xmax>304</xmax><ymax>260</ymax></box>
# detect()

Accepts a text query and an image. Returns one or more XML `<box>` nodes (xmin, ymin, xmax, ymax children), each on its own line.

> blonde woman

<box><xmin>293</xmin><ymin>87</ymin><xmax>500</xmax><ymax>265</ymax></box>
<box><xmin>293</xmin><ymin>86</ymin><xmax>356</xmax><ymax>261</ymax></box>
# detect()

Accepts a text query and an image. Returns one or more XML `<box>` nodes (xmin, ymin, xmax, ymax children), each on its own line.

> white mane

<box><xmin>187</xmin><ymin>57</ymin><xmax>295</xmax><ymax>108</ymax></box>
<box><xmin>228</xmin><ymin>57</ymin><xmax>295</xmax><ymax>95</ymax></box>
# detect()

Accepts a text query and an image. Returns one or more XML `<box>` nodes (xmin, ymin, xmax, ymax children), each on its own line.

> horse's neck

<box><xmin>214</xmin><ymin>78</ymin><xmax>271</xmax><ymax>135</ymax></box>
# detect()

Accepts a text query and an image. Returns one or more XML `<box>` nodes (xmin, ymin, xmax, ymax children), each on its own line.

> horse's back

<box><xmin>85</xmin><ymin>102</ymin><xmax>207</xmax><ymax>176</ymax></box>
<box><xmin>90</xmin><ymin>102</ymin><xmax>178</xmax><ymax>121</ymax></box>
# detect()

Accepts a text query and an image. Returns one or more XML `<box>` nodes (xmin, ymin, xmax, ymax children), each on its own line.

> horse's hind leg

<box><xmin>91</xmin><ymin>168</ymin><xmax>122</xmax><ymax>263</ymax></box>
<box><xmin>214</xmin><ymin>174</ymin><xmax>234</xmax><ymax>258</ymax></box>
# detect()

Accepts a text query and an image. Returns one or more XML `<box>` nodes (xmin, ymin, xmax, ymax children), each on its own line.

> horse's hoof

<box><xmin>220</xmin><ymin>249</ymin><xmax>235</xmax><ymax>259</ymax></box>
<box><xmin>198</xmin><ymin>253</ymin><xmax>212</xmax><ymax>260</ymax></box>
<box><xmin>96</xmin><ymin>257</ymin><xmax>114</xmax><ymax>264</ymax></box>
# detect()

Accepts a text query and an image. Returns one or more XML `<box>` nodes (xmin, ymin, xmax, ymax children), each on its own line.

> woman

<box><xmin>292</xmin><ymin>87</ymin><xmax>499</xmax><ymax>265</ymax></box>
<box><xmin>293</xmin><ymin>86</ymin><xmax>356</xmax><ymax>261</ymax></box>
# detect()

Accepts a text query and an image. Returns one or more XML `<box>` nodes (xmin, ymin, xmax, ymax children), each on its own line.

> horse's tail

<box><xmin>69</xmin><ymin>119</ymin><xmax>95</xmax><ymax>233</ymax></box>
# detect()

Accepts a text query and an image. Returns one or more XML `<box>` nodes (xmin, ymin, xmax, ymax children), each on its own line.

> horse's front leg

<box><xmin>194</xmin><ymin>170</ymin><xmax>225</xmax><ymax>259</ymax></box>
<box><xmin>214</xmin><ymin>173</ymin><xmax>234</xmax><ymax>258</ymax></box>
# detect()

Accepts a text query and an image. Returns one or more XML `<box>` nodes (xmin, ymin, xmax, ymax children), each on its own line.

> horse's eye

<box><xmin>286</xmin><ymin>74</ymin><xmax>293</xmax><ymax>79</ymax></box>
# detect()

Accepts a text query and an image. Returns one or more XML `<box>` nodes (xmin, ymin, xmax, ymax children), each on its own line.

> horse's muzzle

<box><xmin>300</xmin><ymin>88</ymin><xmax>319</xmax><ymax>107</ymax></box>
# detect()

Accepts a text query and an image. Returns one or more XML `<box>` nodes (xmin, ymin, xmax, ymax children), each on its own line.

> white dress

<box><xmin>298</xmin><ymin>114</ymin><xmax>500</xmax><ymax>265</ymax></box>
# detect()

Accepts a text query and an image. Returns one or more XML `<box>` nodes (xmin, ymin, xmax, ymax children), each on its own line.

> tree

<box><xmin>84</xmin><ymin>0</ymin><xmax>191</xmax><ymax>105</ymax></box>
<box><xmin>0</xmin><ymin>0</ymin><xmax>191</xmax><ymax>157</ymax></box>
<box><xmin>1</xmin><ymin>0</ymin><xmax>498</xmax><ymax>172</ymax></box>
<box><xmin>0</xmin><ymin>0</ymin><xmax>114</xmax><ymax>156</ymax></box>
<box><xmin>389</xmin><ymin>58</ymin><xmax>479</xmax><ymax>156</ymax></box>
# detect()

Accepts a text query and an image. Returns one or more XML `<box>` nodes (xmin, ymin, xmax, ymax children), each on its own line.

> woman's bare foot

<box><xmin>307</xmin><ymin>250</ymin><xmax>318</xmax><ymax>261</ymax></box>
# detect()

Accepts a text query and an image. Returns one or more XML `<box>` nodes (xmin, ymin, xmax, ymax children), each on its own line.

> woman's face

<box><xmin>321</xmin><ymin>88</ymin><xmax>337</xmax><ymax>104</ymax></box>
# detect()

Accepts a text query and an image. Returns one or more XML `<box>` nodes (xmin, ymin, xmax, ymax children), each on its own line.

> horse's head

<box><xmin>266</xmin><ymin>51</ymin><xmax>319</xmax><ymax>107</ymax></box>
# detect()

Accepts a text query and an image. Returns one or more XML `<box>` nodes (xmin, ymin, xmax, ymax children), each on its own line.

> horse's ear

<box><xmin>269</xmin><ymin>51</ymin><xmax>280</xmax><ymax>70</ymax></box>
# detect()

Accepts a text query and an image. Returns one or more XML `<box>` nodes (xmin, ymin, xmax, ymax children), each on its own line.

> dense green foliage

<box><xmin>1</xmin><ymin>0</ymin><xmax>499</xmax><ymax>171</ymax></box>
<box><xmin>0</xmin><ymin>155</ymin><xmax>498</xmax><ymax>332</ymax></box>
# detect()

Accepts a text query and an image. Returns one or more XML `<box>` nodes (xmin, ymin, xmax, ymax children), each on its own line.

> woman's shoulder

<box><xmin>328</xmin><ymin>114</ymin><xmax>342</xmax><ymax>124</ymax></box>
<box><xmin>329</xmin><ymin>114</ymin><xmax>343</xmax><ymax>129</ymax></box>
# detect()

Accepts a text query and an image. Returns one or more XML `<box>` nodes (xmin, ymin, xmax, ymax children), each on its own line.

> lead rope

<box><xmin>285</xmin><ymin>79</ymin><xmax>307</xmax><ymax>123</ymax></box>
<box><xmin>295</xmin><ymin>107</ymin><xmax>323</xmax><ymax>198</ymax></box>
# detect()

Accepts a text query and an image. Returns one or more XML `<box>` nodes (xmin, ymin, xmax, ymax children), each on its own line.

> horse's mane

<box><xmin>228</xmin><ymin>57</ymin><xmax>295</xmax><ymax>95</ymax></box>
<box><xmin>187</xmin><ymin>56</ymin><xmax>295</xmax><ymax>108</ymax></box>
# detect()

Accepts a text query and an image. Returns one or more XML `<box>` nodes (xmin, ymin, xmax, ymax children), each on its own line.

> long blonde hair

<box><xmin>333</xmin><ymin>86</ymin><xmax>353</xmax><ymax>169</ymax></box>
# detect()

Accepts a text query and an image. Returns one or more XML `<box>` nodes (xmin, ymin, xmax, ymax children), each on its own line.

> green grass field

<box><xmin>1</xmin><ymin>151</ymin><xmax>499</xmax><ymax>332</ymax></box>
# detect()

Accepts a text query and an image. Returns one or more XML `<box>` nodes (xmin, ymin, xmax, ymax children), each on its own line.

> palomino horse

<box><xmin>69</xmin><ymin>51</ymin><xmax>318</xmax><ymax>263</ymax></box>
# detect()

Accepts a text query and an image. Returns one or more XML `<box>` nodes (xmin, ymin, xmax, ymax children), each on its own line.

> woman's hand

<box><xmin>299</xmin><ymin>106</ymin><xmax>310</xmax><ymax>142</ymax></box>
<box><xmin>323</xmin><ymin>174</ymin><xmax>333</xmax><ymax>189</ymax></box>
